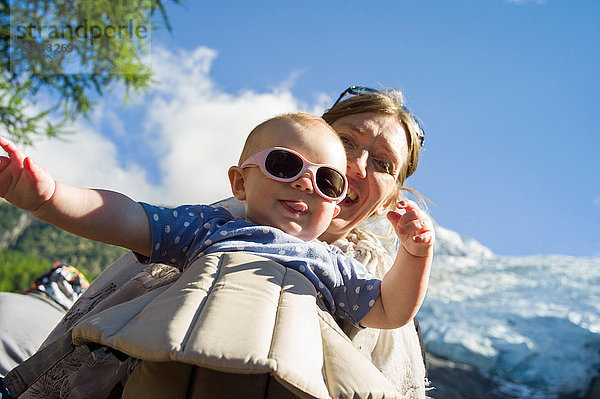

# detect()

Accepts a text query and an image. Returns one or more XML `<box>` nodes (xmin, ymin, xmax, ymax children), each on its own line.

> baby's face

<box><xmin>241</xmin><ymin>120</ymin><xmax>347</xmax><ymax>241</ymax></box>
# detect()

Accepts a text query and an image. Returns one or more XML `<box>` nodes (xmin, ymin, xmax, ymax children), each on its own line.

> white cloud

<box><xmin>144</xmin><ymin>46</ymin><xmax>306</xmax><ymax>205</ymax></box>
<box><xmin>19</xmin><ymin>45</ymin><xmax>329</xmax><ymax>209</ymax></box>
<box><xmin>26</xmin><ymin>126</ymin><xmax>161</xmax><ymax>202</ymax></box>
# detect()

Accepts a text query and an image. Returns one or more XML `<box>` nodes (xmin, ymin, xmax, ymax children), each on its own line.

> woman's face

<box><xmin>320</xmin><ymin>112</ymin><xmax>409</xmax><ymax>243</ymax></box>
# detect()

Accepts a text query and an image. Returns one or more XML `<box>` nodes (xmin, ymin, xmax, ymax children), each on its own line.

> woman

<box><xmin>320</xmin><ymin>86</ymin><xmax>428</xmax><ymax>397</ymax></box>
<box><xmin>4</xmin><ymin>86</ymin><xmax>428</xmax><ymax>398</ymax></box>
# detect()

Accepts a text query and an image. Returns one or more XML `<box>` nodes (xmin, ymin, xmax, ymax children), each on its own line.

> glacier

<box><xmin>419</xmin><ymin>224</ymin><xmax>600</xmax><ymax>398</ymax></box>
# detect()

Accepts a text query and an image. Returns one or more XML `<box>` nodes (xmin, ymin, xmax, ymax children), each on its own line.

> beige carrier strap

<box><xmin>72</xmin><ymin>252</ymin><xmax>400</xmax><ymax>398</ymax></box>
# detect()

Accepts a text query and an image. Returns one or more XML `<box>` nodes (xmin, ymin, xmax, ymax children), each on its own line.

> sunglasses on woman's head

<box><xmin>241</xmin><ymin>147</ymin><xmax>348</xmax><ymax>203</ymax></box>
<box><xmin>331</xmin><ymin>85</ymin><xmax>426</xmax><ymax>147</ymax></box>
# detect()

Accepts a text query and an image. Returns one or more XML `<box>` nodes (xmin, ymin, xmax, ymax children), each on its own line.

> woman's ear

<box><xmin>228</xmin><ymin>166</ymin><xmax>247</xmax><ymax>201</ymax></box>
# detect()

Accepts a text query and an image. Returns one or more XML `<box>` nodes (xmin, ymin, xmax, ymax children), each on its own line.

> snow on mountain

<box><xmin>420</xmin><ymin>224</ymin><xmax>600</xmax><ymax>398</ymax></box>
<box><xmin>433</xmin><ymin>224</ymin><xmax>495</xmax><ymax>259</ymax></box>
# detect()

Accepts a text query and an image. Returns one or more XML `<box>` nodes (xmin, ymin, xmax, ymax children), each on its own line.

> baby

<box><xmin>0</xmin><ymin>112</ymin><xmax>434</xmax><ymax>328</ymax></box>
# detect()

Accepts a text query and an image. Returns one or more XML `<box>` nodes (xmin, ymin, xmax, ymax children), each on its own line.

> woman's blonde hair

<box><xmin>322</xmin><ymin>88</ymin><xmax>425</xmax><ymax>206</ymax></box>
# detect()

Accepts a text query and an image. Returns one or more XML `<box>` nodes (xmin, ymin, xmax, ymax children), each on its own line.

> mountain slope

<box><xmin>0</xmin><ymin>201</ymin><xmax>125</xmax><ymax>292</ymax></box>
<box><xmin>423</xmin><ymin>225</ymin><xmax>600</xmax><ymax>398</ymax></box>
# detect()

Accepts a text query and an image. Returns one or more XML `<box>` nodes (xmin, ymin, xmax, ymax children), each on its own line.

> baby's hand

<box><xmin>0</xmin><ymin>137</ymin><xmax>55</xmax><ymax>212</ymax></box>
<box><xmin>387</xmin><ymin>200</ymin><xmax>435</xmax><ymax>258</ymax></box>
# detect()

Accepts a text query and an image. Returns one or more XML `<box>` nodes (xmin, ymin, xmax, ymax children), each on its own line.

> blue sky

<box><xmin>16</xmin><ymin>0</ymin><xmax>600</xmax><ymax>257</ymax></box>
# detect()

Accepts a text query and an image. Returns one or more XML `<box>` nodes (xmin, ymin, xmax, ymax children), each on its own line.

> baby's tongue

<box><xmin>283</xmin><ymin>201</ymin><xmax>308</xmax><ymax>212</ymax></box>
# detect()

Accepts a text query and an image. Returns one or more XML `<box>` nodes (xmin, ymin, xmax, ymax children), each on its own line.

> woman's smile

<box><xmin>340</xmin><ymin>183</ymin><xmax>359</xmax><ymax>206</ymax></box>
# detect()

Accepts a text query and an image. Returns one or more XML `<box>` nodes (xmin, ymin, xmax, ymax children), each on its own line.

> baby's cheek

<box><xmin>314</xmin><ymin>204</ymin><xmax>335</xmax><ymax>227</ymax></box>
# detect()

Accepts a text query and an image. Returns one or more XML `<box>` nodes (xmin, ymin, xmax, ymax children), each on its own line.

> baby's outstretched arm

<box><xmin>0</xmin><ymin>137</ymin><xmax>152</xmax><ymax>256</ymax></box>
<box><xmin>360</xmin><ymin>200</ymin><xmax>434</xmax><ymax>329</ymax></box>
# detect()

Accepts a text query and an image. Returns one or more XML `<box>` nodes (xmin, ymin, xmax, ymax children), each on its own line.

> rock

<box><xmin>584</xmin><ymin>375</ymin><xmax>600</xmax><ymax>399</ymax></box>
<box><xmin>426</xmin><ymin>352</ymin><xmax>503</xmax><ymax>399</ymax></box>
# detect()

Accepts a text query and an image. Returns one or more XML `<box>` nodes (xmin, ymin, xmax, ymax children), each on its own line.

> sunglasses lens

<box><xmin>316</xmin><ymin>168</ymin><xmax>346</xmax><ymax>199</ymax></box>
<box><xmin>265</xmin><ymin>150</ymin><xmax>303</xmax><ymax>179</ymax></box>
<box><xmin>351</xmin><ymin>86</ymin><xmax>379</xmax><ymax>95</ymax></box>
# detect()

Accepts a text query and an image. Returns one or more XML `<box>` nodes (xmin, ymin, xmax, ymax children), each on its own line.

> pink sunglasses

<box><xmin>241</xmin><ymin>147</ymin><xmax>348</xmax><ymax>202</ymax></box>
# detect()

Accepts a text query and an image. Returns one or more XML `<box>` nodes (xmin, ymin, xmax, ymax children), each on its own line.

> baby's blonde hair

<box><xmin>238</xmin><ymin>112</ymin><xmax>339</xmax><ymax>166</ymax></box>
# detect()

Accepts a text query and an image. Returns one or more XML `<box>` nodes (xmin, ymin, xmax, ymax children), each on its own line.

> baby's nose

<box><xmin>291</xmin><ymin>172</ymin><xmax>314</xmax><ymax>194</ymax></box>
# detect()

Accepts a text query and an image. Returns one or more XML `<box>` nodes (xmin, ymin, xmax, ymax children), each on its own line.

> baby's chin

<box><xmin>282</xmin><ymin>227</ymin><xmax>321</xmax><ymax>242</ymax></box>
<box><xmin>288</xmin><ymin>231</ymin><xmax>319</xmax><ymax>241</ymax></box>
